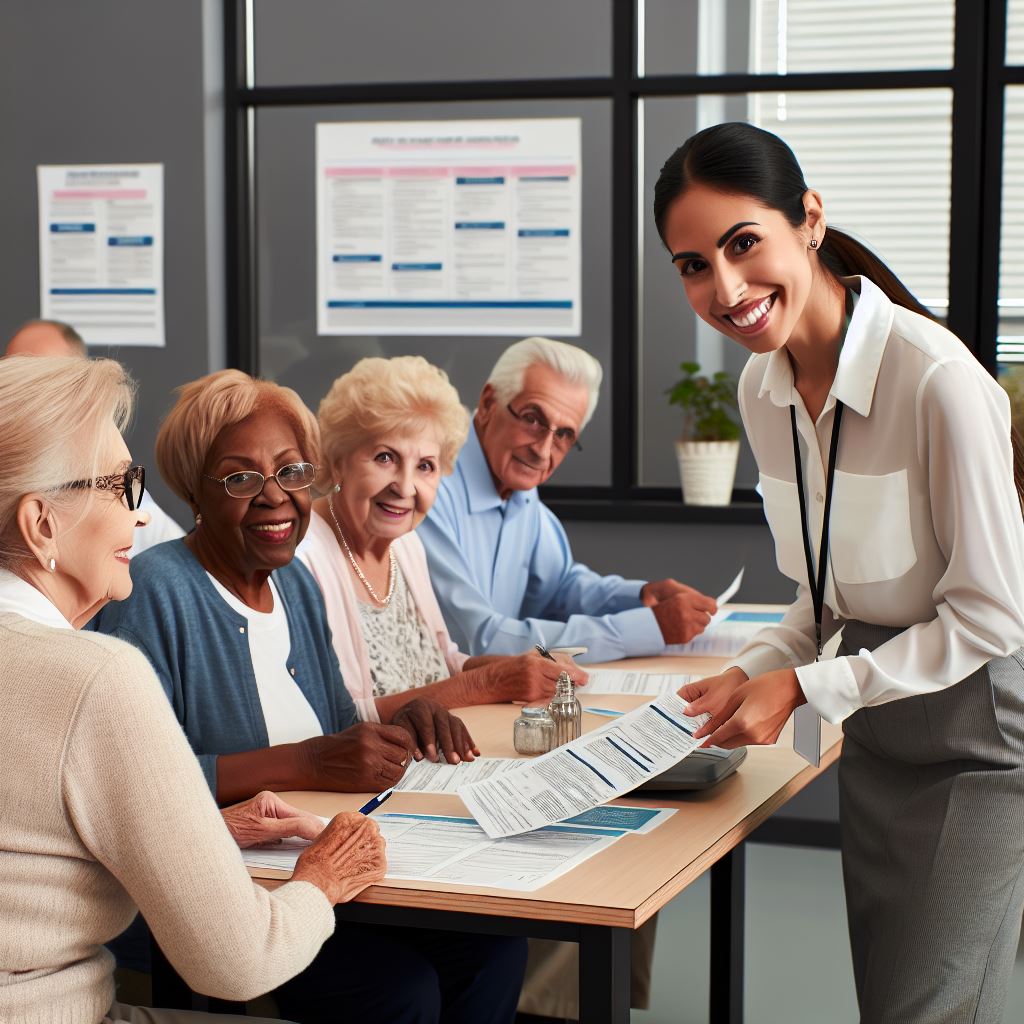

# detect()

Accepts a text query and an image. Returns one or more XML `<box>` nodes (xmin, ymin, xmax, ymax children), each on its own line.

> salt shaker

<box><xmin>513</xmin><ymin>707</ymin><xmax>555</xmax><ymax>755</ymax></box>
<box><xmin>548</xmin><ymin>670</ymin><xmax>582</xmax><ymax>748</ymax></box>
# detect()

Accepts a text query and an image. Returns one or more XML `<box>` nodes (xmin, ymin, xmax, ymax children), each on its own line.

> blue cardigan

<box><xmin>90</xmin><ymin>539</ymin><xmax>357</xmax><ymax>793</ymax></box>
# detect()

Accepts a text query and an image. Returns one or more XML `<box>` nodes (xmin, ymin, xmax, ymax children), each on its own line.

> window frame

<box><xmin>224</xmin><ymin>0</ymin><xmax>1007</xmax><ymax>523</ymax></box>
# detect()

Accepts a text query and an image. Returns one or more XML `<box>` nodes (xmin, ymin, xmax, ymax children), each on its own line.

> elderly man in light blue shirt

<box><xmin>419</xmin><ymin>337</ymin><xmax>717</xmax><ymax>663</ymax></box>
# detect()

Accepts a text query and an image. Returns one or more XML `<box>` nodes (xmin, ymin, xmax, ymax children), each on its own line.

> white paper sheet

<box><xmin>665</xmin><ymin>608</ymin><xmax>786</xmax><ymax>658</ymax></box>
<box><xmin>394</xmin><ymin>757</ymin><xmax>525</xmax><ymax>793</ymax></box>
<box><xmin>584</xmin><ymin>670</ymin><xmax>698</xmax><ymax>695</ymax></box>
<box><xmin>458</xmin><ymin>693</ymin><xmax>710</xmax><ymax>838</ymax></box>
<box><xmin>316</xmin><ymin>118</ymin><xmax>581</xmax><ymax>336</ymax></box>
<box><xmin>37</xmin><ymin>164</ymin><xmax>164</xmax><ymax>347</ymax></box>
<box><xmin>241</xmin><ymin>811</ymin><xmax>627</xmax><ymax>892</ymax></box>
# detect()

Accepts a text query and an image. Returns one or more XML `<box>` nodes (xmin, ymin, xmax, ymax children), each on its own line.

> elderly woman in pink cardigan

<box><xmin>297</xmin><ymin>355</ymin><xmax>584</xmax><ymax>725</ymax></box>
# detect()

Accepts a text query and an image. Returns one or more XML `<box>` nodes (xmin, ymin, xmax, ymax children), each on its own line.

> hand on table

<box><xmin>298</xmin><ymin>722</ymin><xmax>414</xmax><ymax>792</ymax></box>
<box><xmin>678</xmin><ymin>667</ymin><xmax>805</xmax><ymax>748</ymax></box>
<box><xmin>221</xmin><ymin>790</ymin><xmax>326</xmax><ymax>848</ymax></box>
<box><xmin>484</xmin><ymin>651</ymin><xmax>589</xmax><ymax>703</ymax></box>
<box><xmin>390</xmin><ymin>697</ymin><xmax>479</xmax><ymax>764</ymax></box>
<box><xmin>649</xmin><ymin>583</ymin><xmax>718</xmax><ymax>644</ymax></box>
<box><xmin>291</xmin><ymin>811</ymin><xmax>387</xmax><ymax>905</ymax></box>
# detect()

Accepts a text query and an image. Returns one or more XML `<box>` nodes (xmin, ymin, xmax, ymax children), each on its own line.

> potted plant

<box><xmin>666</xmin><ymin>361</ymin><xmax>741</xmax><ymax>506</ymax></box>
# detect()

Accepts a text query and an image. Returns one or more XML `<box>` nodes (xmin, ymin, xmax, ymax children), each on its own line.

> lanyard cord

<box><xmin>790</xmin><ymin>400</ymin><xmax>844</xmax><ymax>659</ymax></box>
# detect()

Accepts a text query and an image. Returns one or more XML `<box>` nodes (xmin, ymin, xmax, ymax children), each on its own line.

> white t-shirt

<box><xmin>205</xmin><ymin>574</ymin><xmax>324</xmax><ymax>746</ymax></box>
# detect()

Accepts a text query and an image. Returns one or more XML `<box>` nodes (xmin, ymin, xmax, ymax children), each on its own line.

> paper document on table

<box><xmin>458</xmin><ymin>693</ymin><xmax>710</xmax><ymax>838</ymax></box>
<box><xmin>585</xmin><ymin>669</ymin><xmax>698</xmax><ymax>695</ymax></box>
<box><xmin>665</xmin><ymin>608</ymin><xmax>786</xmax><ymax>658</ymax></box>
<box><xmin>242</xmin><ymin>811</ymin><xmax>627</xmax><ymax>892</ymax></box>
<box><xmin>394</xmin><ymin>757</ymin><xmax>524</xmax><ymax>793</ymax></box>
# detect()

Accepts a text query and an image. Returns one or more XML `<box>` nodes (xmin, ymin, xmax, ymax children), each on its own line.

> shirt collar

<box><xmin>757</xmin><ymin>275</ymin><xmax>895</xmax><ymax>418</ymax></box>
<box><xmin>0</xmin><ymin>568</ymin><xmax>75</xmax><ymax>630</ymax></box>
<box><xmin>460</xmin><ymin>422</ymin><xmax>532</xmax><ymax>513</ymax></box>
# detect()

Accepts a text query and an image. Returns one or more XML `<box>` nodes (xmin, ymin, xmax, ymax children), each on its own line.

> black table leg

<box><xmin>578</xmin><ymin>924</ymin><xmax>631</xmax><ymax>1024</ymax></box>
<box><xmin>709</xmin><ymin>843</ymin><xmax>746</xmax><ymax>1024</ymax></box>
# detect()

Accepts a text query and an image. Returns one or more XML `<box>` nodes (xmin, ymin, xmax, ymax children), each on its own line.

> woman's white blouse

<box><xmin>728</xmin><ymin>275</ymin><xmax>1024</xmax><ymax>724</ymax></box>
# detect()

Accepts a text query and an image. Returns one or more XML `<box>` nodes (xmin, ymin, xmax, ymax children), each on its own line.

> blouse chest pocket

<box><xmin>828</xmin><ymin>469</ymin><xmax>917</xmax><ymax>585</ymax></box>
<box><xmin>758</xmin><ymin>473</ymin><xmax>807</xmax><ymax>584</ymax></box>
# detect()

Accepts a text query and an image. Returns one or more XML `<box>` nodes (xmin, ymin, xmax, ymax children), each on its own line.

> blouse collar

<box><xmin>0</xmin><ymin>568</ymin><xmax>75</xmax><ymax>630</ymax></box>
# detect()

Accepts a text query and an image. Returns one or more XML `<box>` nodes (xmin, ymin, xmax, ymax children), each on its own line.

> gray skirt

<box><xmin>838</xmin><ymin>619</ymin><xmax>1024</xmax><ymax>1024</ymax></box>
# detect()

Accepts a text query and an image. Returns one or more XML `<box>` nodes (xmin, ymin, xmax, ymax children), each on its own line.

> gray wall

<box><xmin>0</xmin><ymin>0</ymin><xmax>224</xmax><ymax>527</ymax></box>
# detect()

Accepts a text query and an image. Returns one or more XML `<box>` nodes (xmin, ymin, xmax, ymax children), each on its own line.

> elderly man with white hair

<box><xmin>419</xmin><ymin>336</ymin><xmax>717</xmax><ymax>664</ymax></box>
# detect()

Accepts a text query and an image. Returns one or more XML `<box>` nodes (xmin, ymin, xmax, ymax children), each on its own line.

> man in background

<box><xmin>419</xmin><ymin>336</ymin><xmax>717</xmax><ymax>663</ymax></box>
<box><xmin>4</xmin><ymin>319</ymin><xmax>185</xmax><ymax>556</ymax></box>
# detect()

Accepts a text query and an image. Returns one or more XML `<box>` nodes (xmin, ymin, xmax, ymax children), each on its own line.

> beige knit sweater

<box><xmin>0</xmin><ymin>613</ymin><xmax>335</xmax><ymax>1024</ymax></box>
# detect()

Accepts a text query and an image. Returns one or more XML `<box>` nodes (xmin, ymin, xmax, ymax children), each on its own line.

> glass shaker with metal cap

<box><xmin>548</xmin><ymin>670</ymin><xmax>582</xmax><ymax>748</ymax></box>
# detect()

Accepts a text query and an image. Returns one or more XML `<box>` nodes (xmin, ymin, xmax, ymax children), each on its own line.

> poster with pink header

<box><xmin>37</xmin><ymin>164</ymin><xmax>164</xmax><ymax>347</ymax></box>
<box><xmin>316</xmin><ymin>118</ymin><xmax>581</xmax><ymax>336</ymax></box>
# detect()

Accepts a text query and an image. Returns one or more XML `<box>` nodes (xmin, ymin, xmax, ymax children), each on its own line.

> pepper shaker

<box><xmin>548</xmin><ymin>670</ymin><xmax>582</xmax><ymax>748</ymax></box>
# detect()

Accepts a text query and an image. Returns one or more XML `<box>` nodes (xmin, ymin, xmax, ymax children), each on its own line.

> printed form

<box><xmin>459</xmin><ymin>693</ymin><xmax>709</xmax><ymax>838</ymax></box>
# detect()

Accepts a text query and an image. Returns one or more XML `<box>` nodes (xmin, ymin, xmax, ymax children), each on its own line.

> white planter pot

<box><xmin>675</xmin><ymin>440</ymin><xmax>740</xmax><ymax>506</ymax></box>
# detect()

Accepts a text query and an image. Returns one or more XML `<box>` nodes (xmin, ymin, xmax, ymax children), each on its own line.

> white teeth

<box><xmin>252</xmin><ymin>523</ymin><xmax>291</xmax><ymax>532</ymax></box>
<box><xmin>731</xmin><ymin>296</ymin><xmax>773</xmax><ymax>327</ymax></box>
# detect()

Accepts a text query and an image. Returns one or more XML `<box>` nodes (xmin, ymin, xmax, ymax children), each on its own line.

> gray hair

<box><xmin>486</xmin><ymin>337</ymin><xmax>603</xmax><ymax>429</ymax></box>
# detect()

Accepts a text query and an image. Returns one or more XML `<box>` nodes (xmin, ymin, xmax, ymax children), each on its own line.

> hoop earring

<box><xmin>48</xmin><ymin>558</ymin><xmax>56</xmax><ymax>573</ymax></box>
<box><xmin>808</xmin><ymin>238</ymin><xmax>819</xmax><ymax>250</ymax></box>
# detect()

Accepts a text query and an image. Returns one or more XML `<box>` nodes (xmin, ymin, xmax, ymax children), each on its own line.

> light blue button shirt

<box><xmin>418</xmin><ymin>425</ymin><xmax>666</xmax><ymax>662</ymax></box>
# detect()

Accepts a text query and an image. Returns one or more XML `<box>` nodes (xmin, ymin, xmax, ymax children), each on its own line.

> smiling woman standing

<box><xmin>656</xmin><ymin>122</ymin><xmax>1024</xmax><ymax>1024</ymax></box>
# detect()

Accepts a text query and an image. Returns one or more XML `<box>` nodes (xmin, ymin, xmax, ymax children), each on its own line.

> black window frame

<box><xmin>224</xmin><ymin>0</ymin><xmax>1011</xmax><ymax>524</ymax></box>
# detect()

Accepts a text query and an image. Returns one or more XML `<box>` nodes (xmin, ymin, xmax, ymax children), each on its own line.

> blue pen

<box><xmin>358</xmin><ymin>788</ymin><xmax>395</xmax><ymax>815</ymax></box>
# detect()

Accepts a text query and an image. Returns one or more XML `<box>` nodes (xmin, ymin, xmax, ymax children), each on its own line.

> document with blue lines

<box><xmin>460</xmin><ymin>693</ymin><xmax>710</xmax><ymax>838</ymax></box>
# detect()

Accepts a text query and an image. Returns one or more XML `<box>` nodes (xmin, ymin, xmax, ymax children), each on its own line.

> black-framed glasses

<box><xmin>64</xmin><ymin>465</ymin><xmax>146</xmax><ymax>511</ymax></box>
<box><xmin>505</xmin><ymin>403</ymin><xmax>582</xmax><ymax>453</ymax></box>
<box><xmin>204</xmin><ymin>461</ymin><xmax>317</xmax><ymax>499</ymax></box>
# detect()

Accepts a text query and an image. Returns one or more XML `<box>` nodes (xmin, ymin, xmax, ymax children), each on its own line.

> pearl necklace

<box><xmin>327</xmin><ymin>494</ymin><xmax>397</xmax><ymax>606</ymax></box>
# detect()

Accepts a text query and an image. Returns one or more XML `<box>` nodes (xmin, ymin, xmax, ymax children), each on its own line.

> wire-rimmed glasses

<box><xmin>204</xmin><ymin>461</ymin><xmax>317</xmax><ymax>499</ymax></box>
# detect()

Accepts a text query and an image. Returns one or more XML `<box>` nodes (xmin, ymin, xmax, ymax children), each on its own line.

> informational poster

<box><xmin>316</xmin><ymin>118</ymin><xmax>581</xmax><ymax>336</ymax></box>
<box><xmin>37</xmin><ymin>164</ymin><xmax>165</xmax><ymax>347</ymax></box>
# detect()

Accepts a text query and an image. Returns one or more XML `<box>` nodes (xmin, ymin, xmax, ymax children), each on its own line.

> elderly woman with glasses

<box><xmin>296</xmin><ymin>355</ymin><xmax>586</xmax><ymax>724</ymax></box>
<box><xmin>0</xmin><ymin>356</ymin><xmax>387</xmax><ymax>1024</ymax></box>
<box><xmin>92</xmin><ymin>368</ymin><xmax>526</xmax><ymax>1024</ymax></box>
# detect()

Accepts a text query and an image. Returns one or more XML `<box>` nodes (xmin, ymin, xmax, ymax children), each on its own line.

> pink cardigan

<box><xmin>296</xmin><ymin>512</ymin><xmax>468</xmax><ymax>722</ymax></box>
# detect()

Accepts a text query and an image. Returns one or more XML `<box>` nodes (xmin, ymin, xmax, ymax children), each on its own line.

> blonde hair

<box><xmin>156</xmin><ymin>369</ymin><xmax>320</xmax><ymax>505</ymax></box>
<box><xmin>0</xmin><ymin>356</ymin><xmax>135</xmax><ymax>570</ymax></box>
<box><xmin>318</xmin><ymin>356</ymin><xmax>469</xmax><ymax>477</ymax></box>
<box><xmin>487</xmin><ymin>337</ymin><xmax>603</xmax><ymax>428</ymax></box>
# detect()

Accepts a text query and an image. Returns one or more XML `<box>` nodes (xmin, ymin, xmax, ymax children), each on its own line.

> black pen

<box><xmin>534</xmin><ymin>642</ymin><xmax>557</xmax><ymax>662</ymax></box>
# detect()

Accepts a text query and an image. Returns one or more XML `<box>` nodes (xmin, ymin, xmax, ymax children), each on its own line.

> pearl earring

<box><xmin>333</xmin><ymin>483</ymin><xmax>341</xmax><ymax>494</ymax></box>
<box><xmin>195</xmin><ymin>512</ymin><xmax>203</xmax><ymax>526</ymax></box>
<box><xmin>48</xmin><ymin>558</ymin><xmax>56</xmax><ymax>572</ymax></box>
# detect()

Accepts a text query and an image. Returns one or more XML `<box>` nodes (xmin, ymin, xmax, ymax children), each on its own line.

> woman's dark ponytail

<box><xmin>653</xmin><ymin>122</ymin><xmax>933</xmax><ymax>318</ymax></box>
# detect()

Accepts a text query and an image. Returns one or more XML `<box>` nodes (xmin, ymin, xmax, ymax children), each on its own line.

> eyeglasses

<box><xmin>64</xmin><ymin>465</ymin><xmax>146</xmax><ymax>511</ymax></box>
<box><xmin>204</xmin><ymin>461</ymin><xmax>317</xmax><ymax>499</ymax></box>
<box><xmin>505</xmin><ymin>403</ymin><xmax>582</xmax><ymax>453</ymax></box>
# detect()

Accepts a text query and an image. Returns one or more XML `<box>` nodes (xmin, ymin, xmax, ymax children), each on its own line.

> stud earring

<box><xmin>195</xmin><ymin>512</ymin><xmax>203</xmax><ymax>526</ymax></box>
<box><xmin>333</xmin><ymin>483</ymin><xmax>341</xmax><ymax>494</ymax></box>
<box><xmin>808</xmin><ymin>238</ymin><xmax>819</xmax><ymax>250</ymax></box>
<box><xmin>48</xmin><ymin>558</ymin><xmax>56</xmax><ymax>573</ymax></box>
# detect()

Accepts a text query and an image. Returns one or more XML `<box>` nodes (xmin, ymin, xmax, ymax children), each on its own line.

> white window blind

<box><xmin>749</xmin><ymin>0</ymin><xmax>954</xmax><ymax>313</ymax></box>
<box><xmin>999</xmin><ymin>88</ymin><xmax>1024</xmax><ymax>364</ymax></box>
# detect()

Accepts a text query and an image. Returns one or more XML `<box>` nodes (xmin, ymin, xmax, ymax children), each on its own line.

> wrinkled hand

<box><xmin>650</xmin><ymin>586</ymin><xmax>718</xmax><ymax>643</ymax></box>
<box><xmin>390</xmin><ymin>697</ymin><xmax>479</xmax><ymax>764</ymax></box>
<box><xmin>298</xmin><ymin>722</ymin><xmax>414</xmax><ymax>792</ymax></box>
<box><xmin>678</xmin><ymin>667</ymin><xmax>805</xmax><ymax>748</ymax></box>
<box><xmin>221</xmin><ymin>790</ymin><xmax>325</xmax><ymax>849</ymax></box>
<box><xmin>291</xmin><ymin>811</ymin><xmax>386</xmax><ymax>905</ymax></box>
<box><xmin>485</xmin><ymin>651</ymin><xmax>589</xmax><ymax>703</ymax></box>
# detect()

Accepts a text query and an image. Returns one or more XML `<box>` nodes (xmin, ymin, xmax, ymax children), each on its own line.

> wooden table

<box><xmin>238</xmin><ymin>642</ymin><xmax>843</xmax><ymax>1024</ymax></box>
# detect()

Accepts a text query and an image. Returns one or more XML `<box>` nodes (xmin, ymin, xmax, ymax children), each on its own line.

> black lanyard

<box><xmin>790</xmin><ymin>400</ymin><xmax>844</xmax><ymax>658</ymax></box>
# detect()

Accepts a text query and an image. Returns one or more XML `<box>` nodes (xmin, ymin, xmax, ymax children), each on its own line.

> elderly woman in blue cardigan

<box><xmin>92</xmin><ymin>369</ymin><xmax>526</xmax><ymax>1024</ymax></box>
